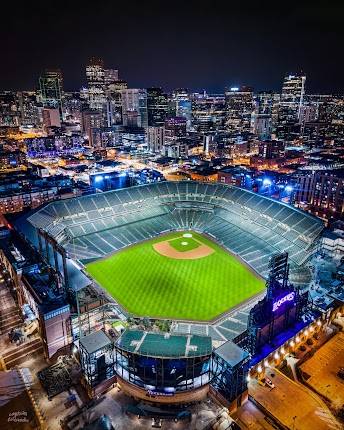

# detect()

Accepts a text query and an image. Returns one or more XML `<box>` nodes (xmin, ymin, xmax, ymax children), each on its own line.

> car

<box><xmin>263</xmin><ymin>377</ymin><xmax>275</xmax><ymax>389</ymax></box>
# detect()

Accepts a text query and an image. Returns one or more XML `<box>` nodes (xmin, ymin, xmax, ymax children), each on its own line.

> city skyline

<box><xmin>0</xmin><ymin>1</ymin><xmax>343</xmax><ymax>93</ymax></box>
<box><xmin>1</xmin><ymin>3</ymin><xmax>344</xmax><ymax>428</ymax></box>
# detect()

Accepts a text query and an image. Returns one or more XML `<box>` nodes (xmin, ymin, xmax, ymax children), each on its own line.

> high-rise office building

<box><xmin>17</xmin><ymin>91</ymin><xmax>40</xmax><ymax>127</ymax></box>
<box><xmin>252</xmin><ymin>114</ymin><xmax>272</xmax><ymax>141</ymax></box>
<box><xmin>164</xmin><ymin>117</ymin><xmax>187</xmax><ymax>144</ymax></box>
<box><xmin>42</xmin><ymin>108</ymin><xmax>61</xmax><ymax>129</ymax></box>
<box><xmin>104</xmin><ymin>69</ymin><xmax>119</xmax><ymax>86</ymax></box>
<box><xmin>258</xmin><ymin>140</ymin><xmax>285</xmax><ymax>159</ymax></box>
<box><xmin>192</xmin><ymin>94</ymin><xmax>226</xmax><ymax>133</ymax></box>
<box><xmin>81</xmin><ymin>110</ymin><xmax>103</xmax><ymax>146</ymax></box>
<box><xmin>121</xmin><ymin>89</ymin><xmax>148</xmax><ymax>128</ymax></box>
<box><xmin>86</xmin><ymin>58</ymin><xmax>106</xmax><ymax>111</ymax></box>
<box><xmin>294</xmin><ymin>172</ymin><xmax>344</xmax><ymax>221</ymax></box>
<box><xmin>225</xmin><ymin>86</ymin><xmax>254</xmax><ymax>134</ymax></box>
<box><xmin>39</xmin><ymin>69</ymin><xmax>64</xmax><ymax>118</ymax></box>
<box><xmin>172</xmin><ymin>89</ymin><xmax>192</xmax><ymax>126</ymax></box>
<box><xmin>276</xmin><ymin>74</ymin><xmax>306</xmax><ymax>141</ymax></box>
<box><xmin>106</xmin><ymin>80</ymin><xmax>128</xmax><ymax>126</ymax></box>
<box><xmin>0</xmin><ymin>92</ymin><xmax>20</xmax><ymax>127</ymax></box>
<box><xmin>147</xmin><ymin>126</ymin><xmax>165</xmax><ymax>153</ymax></box>
<box><xmin>147</xmin><ymin>88</ymin><xmax>168</xmax><ymax>126</ymax></box>
<box><xmin>280</xmin><ymin>74</ymin><xmax>306</xmax><ymax>123</ymax></box>
<box><xmin>63</xmin><ymin>92</ymin><xmax>84</xmax><ymax>123</ymax></box>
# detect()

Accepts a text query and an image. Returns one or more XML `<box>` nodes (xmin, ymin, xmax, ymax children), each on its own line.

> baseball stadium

<box><xmin>24</xmin><ymin>180</ymin><xmax>323</xmax><ymax>324</ymax></box>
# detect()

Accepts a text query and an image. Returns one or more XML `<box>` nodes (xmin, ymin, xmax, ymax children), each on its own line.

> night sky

<box><xmin>1</xmin><ymin>1</ymin><xmax>343</xmax><ymax>93</ymax></box>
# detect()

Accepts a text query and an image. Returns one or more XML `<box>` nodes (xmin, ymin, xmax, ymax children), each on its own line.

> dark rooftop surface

<box><xmin>214</xmin><ymin>340</ymin><xmax>249</xmax><ymax>367</ymax></box>
<box><xmin>80</xmin><ymin>330</ymin><xmax>112</xmax><ymax>354</ymax></box>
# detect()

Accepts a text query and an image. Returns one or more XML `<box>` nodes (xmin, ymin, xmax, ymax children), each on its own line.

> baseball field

<box><xmin>85</xmin><ymin>231</ymin><xmax>265</xmax><ymax>321</ymax></box>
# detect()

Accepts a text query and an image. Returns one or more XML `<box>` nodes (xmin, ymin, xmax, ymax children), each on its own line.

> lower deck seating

<box><xmin>28</xmin><ymin>182</ymin><xmax>323</xmax><ymax>288</ymax></box>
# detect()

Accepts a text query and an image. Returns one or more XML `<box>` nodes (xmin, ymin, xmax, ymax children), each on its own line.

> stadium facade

<box><xmin>7</xmin><ymin>180</ymin><xmax>342</xmax><ymax>410</ymax></box>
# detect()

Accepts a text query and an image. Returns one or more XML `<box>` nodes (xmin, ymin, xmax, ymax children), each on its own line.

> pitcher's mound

<box><xmin>153</xmin><ymin>240</ymin><xmax>214</xmax><ymax>260</ymax></box>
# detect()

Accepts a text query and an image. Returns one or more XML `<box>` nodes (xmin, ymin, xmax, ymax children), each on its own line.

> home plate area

<box><xmin>153</xmin><ymin>232</ymin><xmax>215</xmax><ymax>260</ymax></box>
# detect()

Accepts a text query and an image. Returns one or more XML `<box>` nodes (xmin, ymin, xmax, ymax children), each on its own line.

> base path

<box><xmin>153</xmin><ymin>241</ymin><xmax>214</xmax><ymax>260</ymax></box>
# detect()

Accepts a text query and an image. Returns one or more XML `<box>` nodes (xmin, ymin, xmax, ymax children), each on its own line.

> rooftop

<box><xmin>214</xmin><ymin>341</ymin><xmax>249</xmax><ymax>368</ymax></box>
<box><xmin>23</xmin><ymin>270</ymin><xmax>68</xmax><ymax>314</ymax></box>
<box><xmin>0</xmin><ymin>231</ymin><xmax>37</xmax><ymax>271</ymax></box>
<box><xmin>80</xmin><ymin>330</ymin><xmax>112</xmax><ymax>354</ymax></box>
<box><xmin>117</xmin><ymin>329</ymin><xmax>212</xmax><ymax>358</ymax></box>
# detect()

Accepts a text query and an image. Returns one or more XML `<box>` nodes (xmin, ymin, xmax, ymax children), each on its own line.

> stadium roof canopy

<box><xmin>117</xmin><ymin>329</ymin><xmax>212</xmax><ymax>358</ymax></box>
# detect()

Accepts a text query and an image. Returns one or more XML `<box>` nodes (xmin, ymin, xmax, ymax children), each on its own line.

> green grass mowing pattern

<box><xmin>169</xmin><ymin>236</ymin><xmax>200</xmax><ymax>252</ymax></box>
<box><xmin>85</xmin><ymin>231</ymin><xmax>265</xmax><ymax>321</ymax></box>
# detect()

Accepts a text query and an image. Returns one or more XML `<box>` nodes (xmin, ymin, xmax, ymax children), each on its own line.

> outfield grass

<box><xmin>85</xmin><ymin>231</ymin><xmax>265</xmax><ymax>321</ymax></box>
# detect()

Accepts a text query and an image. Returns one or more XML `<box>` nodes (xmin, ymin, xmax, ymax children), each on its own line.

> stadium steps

<box><xmin>2</xmin><ymin>338</ymin><xmax>43</xmax><ymax>369</ymax></box>
<box><xmin>216</xmin><ymin>326</ymin><xmax>238</xmax><ymax>341</ymax></box>
<box><xmin>0</xmin><ymin>308</ymin><xmax>22</xmax><ymax>334</ymax></box>
<box><xmin>219</xmin><ymin>318</ymin><xmax>247</xmax><ymax>333</ymax></box>
<box><xmin>65</xmin><ymin>243</ymin><xmax>103</xmax><ymax>260</ymax></box>
<box><xmin>208</xmin><ymin>326</ymin><xmax>226</xmax><ymax>341</ymax></box>
<box><xmin>189</xmin><ymin>325</ymin><xmax>208</xmax><ymax>336</ymax></box>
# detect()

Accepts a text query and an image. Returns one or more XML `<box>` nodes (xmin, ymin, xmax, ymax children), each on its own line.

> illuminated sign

<box><xmin>272</xmin><ymin>292</ymin><xmax>295</xmax><ymax>312</ymax></box>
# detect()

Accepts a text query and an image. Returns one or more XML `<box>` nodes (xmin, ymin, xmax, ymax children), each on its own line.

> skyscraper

<box><xmin>39</xmin><ymin>69</ymin><xmax>64</xmax><ymax>117</ymax></box>
<box><xmin>121</xmin><ymin>89</ymin><xmax>148</xmax><ymax>128</ymax></box>
<box><xmin>81</xmin><ymin>110</ymin><xmax>103</xmax><ymax>147</ymax></box>
<box><xmin>147</xmin><ymin>88</ymin><xmax>168</xmax><ymax>126</ymax></box>
<box><xmin>106</xmin><ymin>80</ymin><xmax>128</xmax><ymax>126</ymax></box>
<box><xmin>191</xmin><ymin>93</ymin><xmax>226</xmax><ymax>133</ymax></box>
<box><xmin>172</xmin><ymin>89</ymin><xmax>192</xmax><ymax>126</ymax></box>
<box><xmin>147</xmin><ymin>126</ymin><xmax>165</xmax><ymax>153</ymax></box>
<box><xmin>164</xmin><ymin>117</ymin><xmax>187</xmax><ymax>144</ymax></box>
<box><xmin>86</xmin><ymin>58</ymin><xmax>106</xmax><ymax>111</ymax></box>
<box><xmin>104</xmin><ymin>68</ymin><xmax>119</xmax><ymax>86</ymax></box>
<box><xmin>17</xmin><ymin>91</ymin><xmax>40</xmax><ymax>127</ymax></box>
<box><xmin>225</xmin><ymin>86</ymin><xmax>254</xmax><ymax>134</ymax></box>
<box><xmin>280</xmin><ymin>74</ymin><xmax>306</xmax><ymax>123</ymax></box>
<box><xmin>276</xmin><ymin>73</ymin><xmax>306</xmax><ymax>140</ymax></box>
<box><xmin>251</xmin><ymin>91</ymin><xmax>280</xmax><ymax>140</ymax></box>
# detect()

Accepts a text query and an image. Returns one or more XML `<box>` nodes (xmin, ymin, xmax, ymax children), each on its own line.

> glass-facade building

<box><xmin>115</xmin><ymin>330</ymin><xmax>212</xmax><ymax>395</ymax></box>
